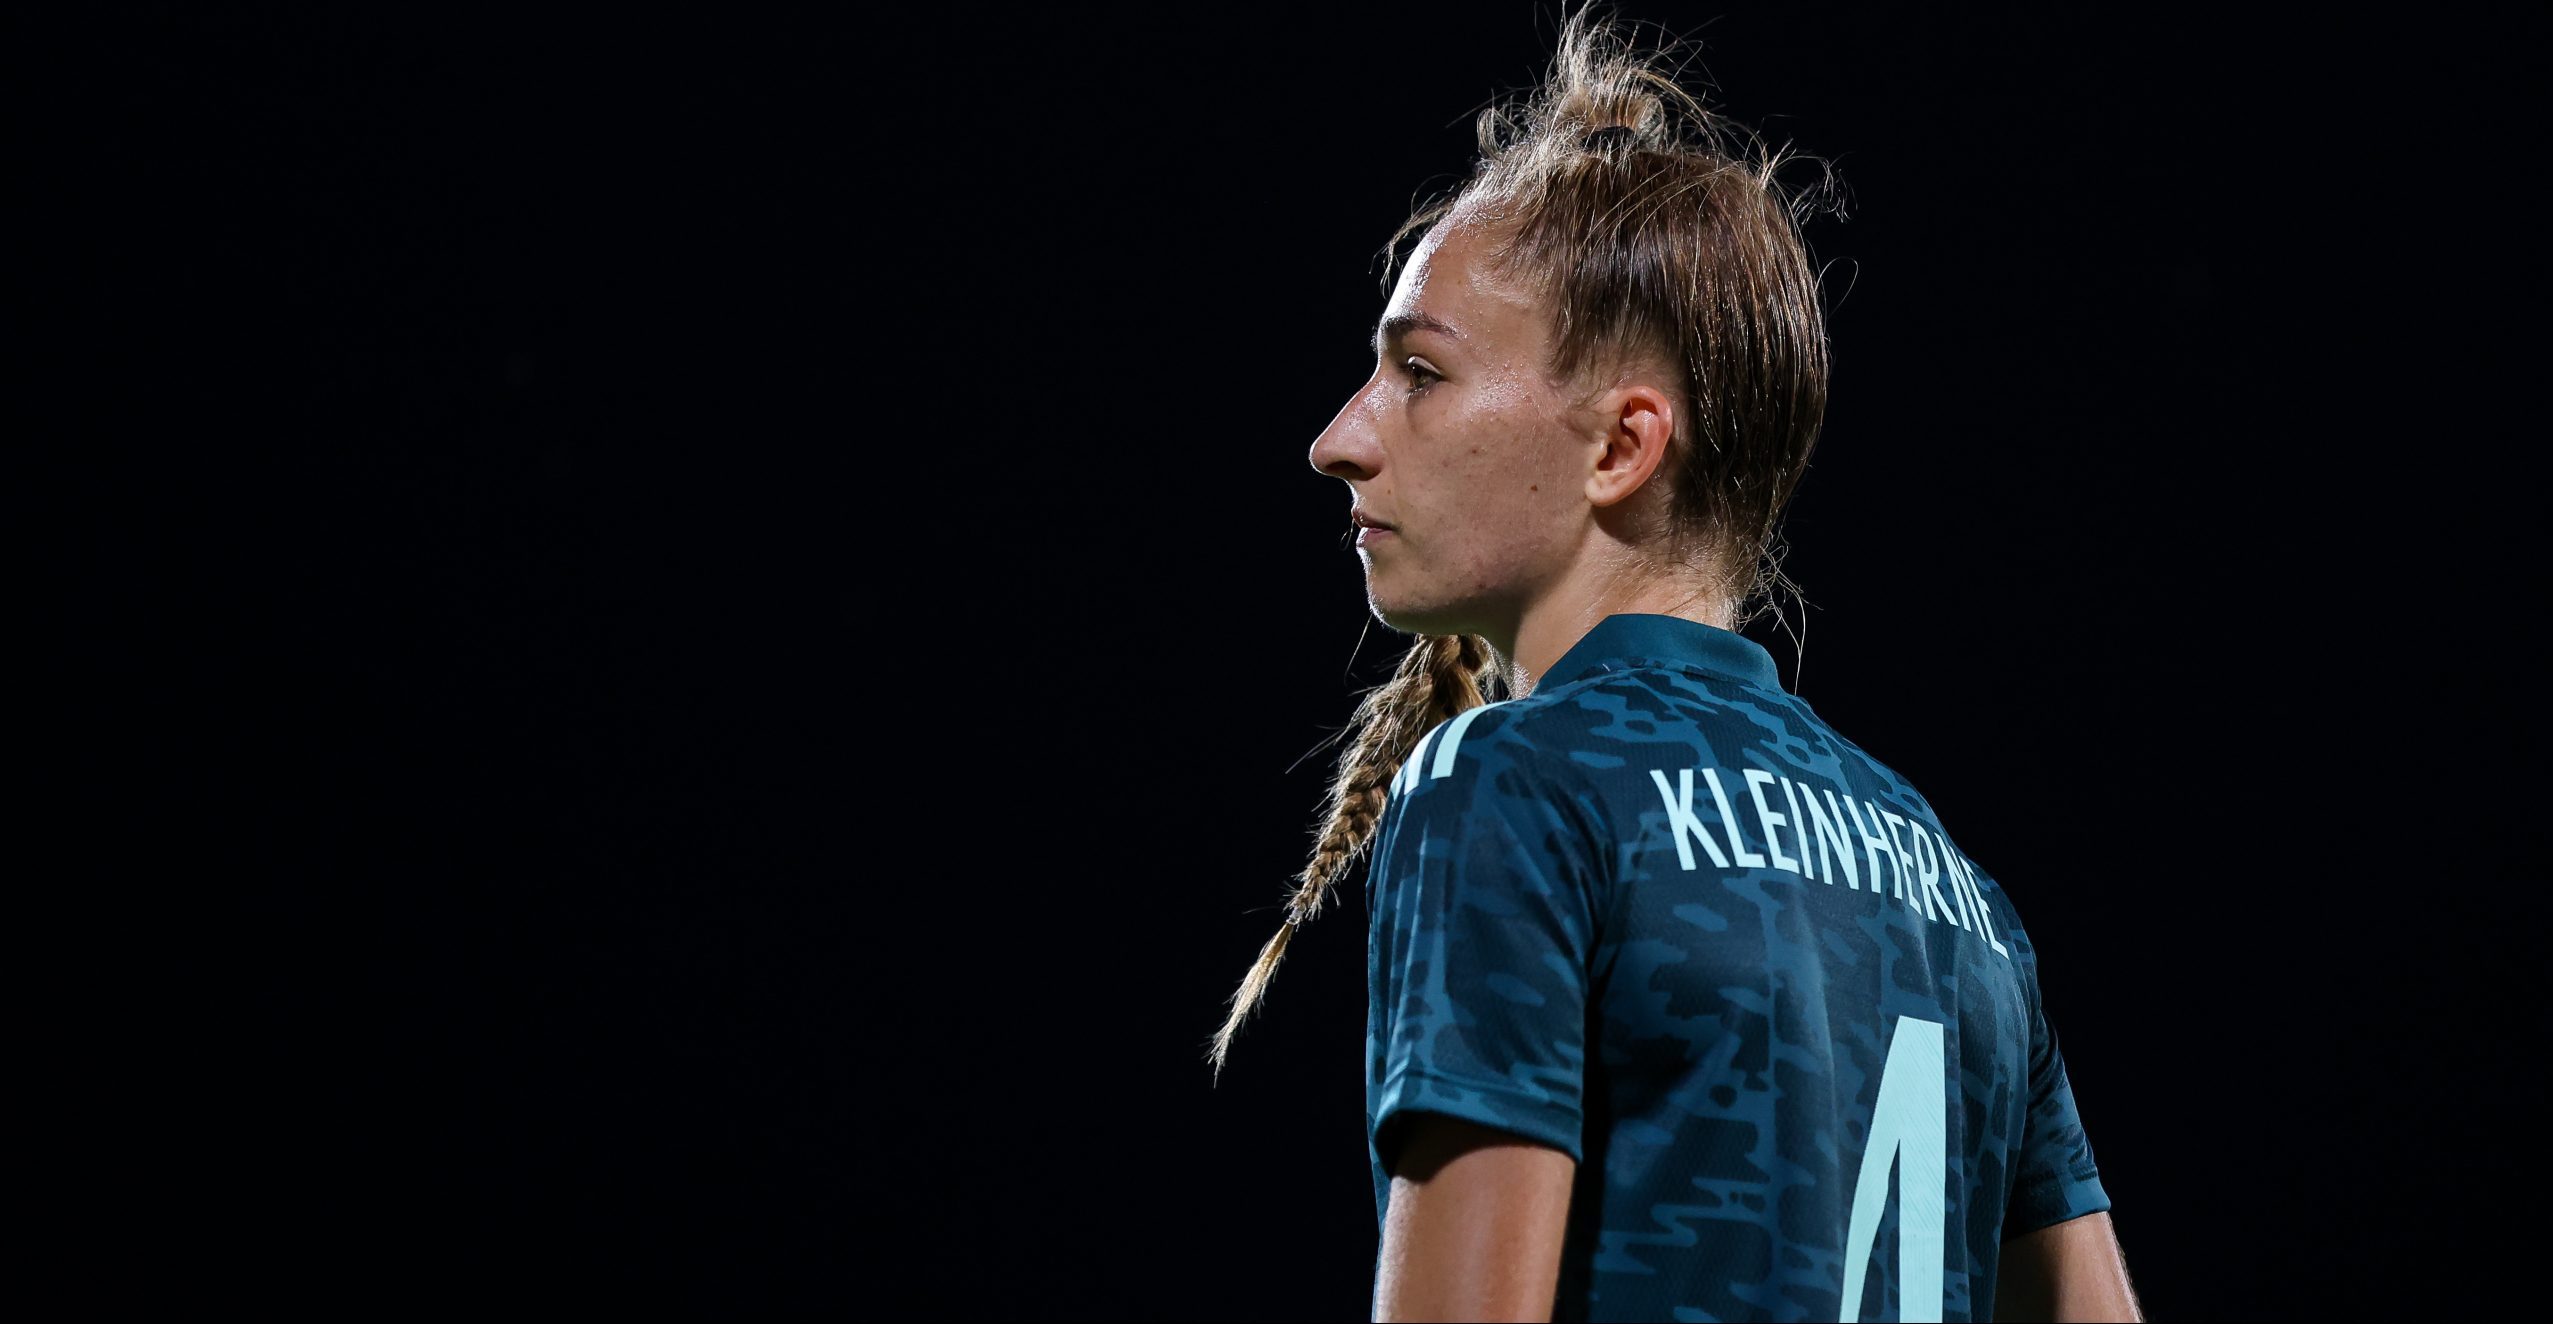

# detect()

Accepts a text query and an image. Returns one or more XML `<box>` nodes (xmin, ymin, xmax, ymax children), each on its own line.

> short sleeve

<box><xmin>2002</xmin><ymin>963</ymin><xmax>2113</xmax><ymax>1238</ymax></box>
<box><xmin>1367</xmin><ymin>709</ymin><xmax>1605</xmax><ymax>1179</ymax></box>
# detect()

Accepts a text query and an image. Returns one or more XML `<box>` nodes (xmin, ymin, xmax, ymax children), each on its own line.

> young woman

<box><xmin>1210</xmin><ymin>10</ymin><xmax>2142</xmax><ymax>1322</ymax></box>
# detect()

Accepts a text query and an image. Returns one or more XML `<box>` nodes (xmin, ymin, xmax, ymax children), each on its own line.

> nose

<box><xmin>1308</xmin><ymin>380</ymin><xmax>1381</xmax><ymax>482</ymax></box>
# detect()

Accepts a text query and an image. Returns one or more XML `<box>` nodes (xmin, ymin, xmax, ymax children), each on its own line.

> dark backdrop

<box><xmin>34</xmin><ymin>3</ymin><xmax>2536</xmax><ymax>1315</ymax></box>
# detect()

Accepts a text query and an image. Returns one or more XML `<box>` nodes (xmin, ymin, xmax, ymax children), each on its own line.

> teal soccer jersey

<box><xmin>1365</xmin><ymin>613</ymin><xmax>2109</xmax><ymax>1322</ymax></box>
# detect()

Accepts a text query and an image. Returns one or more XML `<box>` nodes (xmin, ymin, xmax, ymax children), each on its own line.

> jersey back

<box><xmin>1364</xmin><ymin>614</ymin><xmax>2109</xmax><ymax>1322</ymax></box>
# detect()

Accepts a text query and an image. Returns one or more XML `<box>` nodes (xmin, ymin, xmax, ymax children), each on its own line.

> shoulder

<box><xmin>1381</xmin><ymin>696</ymin><xmax>1615</xmax><ymax>870</ymax></box>
<box><xmin>1373</xmin><ymin>696</ymin><xmax>1614</xmax><ymax>897</ymax></box>
<box><xmin>1389</xmin><ymin>693</ymin><xmax>1593</xmax><ymax>802</ymax></box>
<box><xmin>1792</xmin><ymin>700</ymin><xmax>1947</xmax><ymax>810</ymax></box>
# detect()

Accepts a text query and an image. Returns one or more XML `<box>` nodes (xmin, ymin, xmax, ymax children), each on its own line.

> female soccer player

<box><xmin>1209</xmin><ymin>9</ymin><xmax>2143</xmax><ymax>1322</ymax></box>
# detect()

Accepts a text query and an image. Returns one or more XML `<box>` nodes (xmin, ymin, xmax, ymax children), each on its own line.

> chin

<box><xmin>1365</xmin><ymin>580</ymin><xmax>1489</xmax><ymax>641</ymax></box>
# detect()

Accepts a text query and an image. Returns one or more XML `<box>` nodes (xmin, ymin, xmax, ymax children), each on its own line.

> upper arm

<box><xmin>1367</xmin><ymin>718</ymin><xmax>1606</xmax><ymax>1167</ymax></box>
<box><xmin>2003</xmin><ymin>927</ymin><xmax>2111</xmax><ymax>1235</ymax></box>
<box><xmin>1365</xmin><ymin>713</ymin><xmax>1604</xmax><ymax>1319</ymax></box>
<box><xmin>1993</xmin><ymin>1210</ymin><xmax>2141</xmax><ymax>1323</ymax></box>
<box><xmin>1375</xmin><ymin>1114</ymin><xmax>1577</xmax><ymax>1323</ymax></box>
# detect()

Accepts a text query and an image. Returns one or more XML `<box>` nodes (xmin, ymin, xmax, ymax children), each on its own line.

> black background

<box><xmin>34</xmin><ymin>3</ymin><xmax>2538</xmax><ymax>1316</ymax></box>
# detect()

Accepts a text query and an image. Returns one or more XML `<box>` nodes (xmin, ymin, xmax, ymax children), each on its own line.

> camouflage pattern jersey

<box><xmin>1365</xmin><ymin>612</ymin><xmax>2109</xmax><ymax>1322</ymax></box>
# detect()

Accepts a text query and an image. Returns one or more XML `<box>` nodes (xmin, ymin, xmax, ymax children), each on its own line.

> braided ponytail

<box><xmin>1207</xmin><ymin>632</ymin><xmax>1496</xmax><ymax>1080</ymax></box>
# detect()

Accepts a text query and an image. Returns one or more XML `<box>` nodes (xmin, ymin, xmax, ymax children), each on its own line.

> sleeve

<box><xmin>1367</xmin><ymin>713</ymin><xmax>1606</xmax><ymax>1178</ymax></box>
<box><xmin>2002</xmin><ymin>957</ymin><xmax>2114</xmax><ymax>1238</ymax></box>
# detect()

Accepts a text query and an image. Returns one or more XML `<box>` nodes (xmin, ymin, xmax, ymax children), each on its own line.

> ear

<box><xmin>1584</xmin><ymin>380</ymin><xmax>1677</xmax><ymax>510</ymax></box>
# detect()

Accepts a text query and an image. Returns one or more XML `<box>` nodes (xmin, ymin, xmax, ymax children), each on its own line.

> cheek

<box><xmin>1445</xmin><ymin>397</ymin><xmax>1576</xmax><ymax>513</ymax></box>
<box><xmin>1416</xmin><ymin>411</ymin><xmax>1577</xmax><ymax>569</ymax></box>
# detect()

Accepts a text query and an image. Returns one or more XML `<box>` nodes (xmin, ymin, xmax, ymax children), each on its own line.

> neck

<box><xmin>1492</xmin><ymin>575</ymin><xmax>1732</xmax><ymax>699</ymax></box>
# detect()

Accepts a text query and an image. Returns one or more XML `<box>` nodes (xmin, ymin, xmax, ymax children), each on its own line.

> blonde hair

<box><xmin>1209</xmin><ymin>3</ymin><xmax>1838</xmax><ymax>1079</ymax></box>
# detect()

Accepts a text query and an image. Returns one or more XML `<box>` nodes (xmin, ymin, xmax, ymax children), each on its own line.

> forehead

<box><xmin>1380</xmin><ymin>221</ymin><xmax>1545</xmax><ymax>359</ymax></box>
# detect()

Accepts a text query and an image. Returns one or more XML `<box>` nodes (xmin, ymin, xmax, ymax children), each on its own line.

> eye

<box><xmin>1400</xmin><ymin>357</ymin><xmax>1442</xmax><ymax>392</ymax></box>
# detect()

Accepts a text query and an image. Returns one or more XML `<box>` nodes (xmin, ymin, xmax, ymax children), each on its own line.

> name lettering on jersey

<box><xmin>1648</xmin><ymin>763</ymin><xmax>2009</xmax><ymax>958</ymax></box>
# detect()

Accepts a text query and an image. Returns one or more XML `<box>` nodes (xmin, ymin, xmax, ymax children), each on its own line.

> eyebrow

<box><xmin>1371</xmin><ymin>311</ymin><xmax>1465</xmax><ymax>358</ymax></box>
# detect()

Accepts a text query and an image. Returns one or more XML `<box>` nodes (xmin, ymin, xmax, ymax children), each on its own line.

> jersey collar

<box><xmin>1539</xmin><ymin>612</ymin><xmax>1784</xmax><ymax>693</ymax></box>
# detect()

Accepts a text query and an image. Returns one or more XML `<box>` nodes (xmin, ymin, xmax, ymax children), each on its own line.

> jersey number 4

<box><xmin>1841</xmin><ymin>1014</ymin><xmax>1945</xmax><ymax>1323</ymax></box>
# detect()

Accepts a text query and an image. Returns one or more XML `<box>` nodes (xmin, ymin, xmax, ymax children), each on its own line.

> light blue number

<box><xmin>1841</xmin><ymin>1014</ymin><xmax>1945</xmax><ymax>1322</ymax></box>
